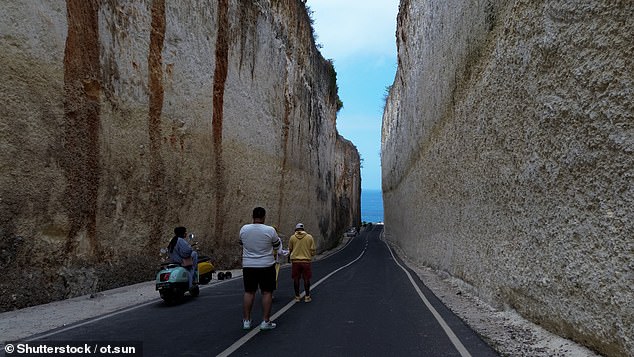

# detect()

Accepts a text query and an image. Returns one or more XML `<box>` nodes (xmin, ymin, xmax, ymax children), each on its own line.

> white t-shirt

<box><xmin>239</xmin><ymin>223</ymin><xmax>279</xmax><ymax>267</ymax></box>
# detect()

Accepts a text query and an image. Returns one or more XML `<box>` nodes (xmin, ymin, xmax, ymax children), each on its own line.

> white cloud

<box><xmin>304</xmin><ymin>1</ymin><xmax>398</xmax><ymax>190</ymax></box>
<box><xmin>306</xmin><ymin>0</ymin><xmax>400</xmax><ymax>60</ymax></box>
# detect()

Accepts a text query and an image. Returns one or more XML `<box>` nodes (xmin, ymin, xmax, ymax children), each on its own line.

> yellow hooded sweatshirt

<box><xmin>289</xmin><ymin>230</ymin><xmax>316</xmax><ymax>262</ymax></box>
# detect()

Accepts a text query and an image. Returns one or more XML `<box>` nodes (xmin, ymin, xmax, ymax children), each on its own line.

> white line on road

<box><xmin>24</xmin><ymin>300</ymin><xmax>158</xmax><ymax>341</ymax></box>
<box><xmin>25</xmin><ymin>278</ymin><xmax>237</xmax><ymax>341</ymax></box>
<box><xmin>382</xmin><ymin>236</ymin><xmax>473</xmax><ymax>357</ymax></box>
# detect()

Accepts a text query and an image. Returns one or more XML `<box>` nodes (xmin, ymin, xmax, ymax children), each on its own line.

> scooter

<box><xmin>155</xmin><ymin>234</ymin><xmax>215</xmax><ymax>304</ymax></box>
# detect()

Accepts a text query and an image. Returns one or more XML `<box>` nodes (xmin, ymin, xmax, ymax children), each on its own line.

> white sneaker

<box><xmin>242</xmin><ymin>320</ymin><xmax>251</xmax><ymax>330</ymax></box>
<box><xmin>259</xmin><ymin>320</ymin><xmax>276</xmax><ymax>330</ymax></box>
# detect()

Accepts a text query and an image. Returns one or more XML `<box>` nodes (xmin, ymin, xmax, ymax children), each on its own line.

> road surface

<box><xmin>18</xmin><ymin>225</ymin><xmax>498</xmax><ymax>356</ymax></box>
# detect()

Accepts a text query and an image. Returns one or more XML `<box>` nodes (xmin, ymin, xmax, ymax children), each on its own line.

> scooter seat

<box><xmin>160</xmin><ymin>262</ymin><xmax>181</xmax><ymax>269</ymax></box>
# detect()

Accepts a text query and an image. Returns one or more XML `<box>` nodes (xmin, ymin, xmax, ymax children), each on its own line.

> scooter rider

<box><xmin>168</xmin><ymin>226</ymin><xmax>198</xmax><ymax>288</ymax></box>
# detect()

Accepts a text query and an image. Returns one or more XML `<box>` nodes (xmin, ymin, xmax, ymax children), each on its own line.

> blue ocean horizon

<box><xmin>361</xmin><ymin>189</ymin><xmax>384</xmax><ymax>223</ymax></box>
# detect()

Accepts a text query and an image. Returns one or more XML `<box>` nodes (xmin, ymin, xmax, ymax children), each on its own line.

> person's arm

<box><xmin>272</xmin><ymin>233</ymin><xmax>281</xmax><ymax>253</ymax></box>
<box><xmin>309</xmin><ymin>235</ymin><xmax>316</xmax><ymax>257</ymax></box>
<box><xmin>178</xmin><ymin>238</ymin><xmax>193</xmax><ymax>258</ymax></box>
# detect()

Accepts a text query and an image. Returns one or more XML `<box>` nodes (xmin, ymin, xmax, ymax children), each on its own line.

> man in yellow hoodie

<box><xmin>288</xmin><ymin>223</ymin><xmax>316</xmax><ymax>302</ymax></box>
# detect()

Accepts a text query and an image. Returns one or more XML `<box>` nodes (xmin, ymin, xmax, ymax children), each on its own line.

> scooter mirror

<box><xmin>160</xmin><ymin>247</ymin><xmax>167</xmax><ymax>254</ymax></box>
<box><xmin>188</xmin><ymin>233</ymin><xmax>195</xmax><ymax>240</ymax></box>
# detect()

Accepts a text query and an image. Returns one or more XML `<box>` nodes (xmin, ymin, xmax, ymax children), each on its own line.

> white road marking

<box><xmin>381</xmin><ymin>235</ymin><xmax>473</xmax><ymax>357</ymax></box>
<box><xmin>24</xmin><ymin>300</ymin><xmax>157</xmax><ymax>341</ymax></box>
<box><xmin>25</xmin><ymin>278</ymin><xmax>236</xmax><ymax>341</ymax></box>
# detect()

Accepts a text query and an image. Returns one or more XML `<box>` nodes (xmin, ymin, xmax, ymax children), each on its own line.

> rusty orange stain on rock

<box><xmin>212</xmin><ymin>0</ymin><xmax>229</xmax><ymax>240</ymax></box>
<box><xmin>147</xmin><ymin>0</ymin><xmax>166</xmax><ymax>247</ymax></box>
<box><xmin>277</xmin><ymin>69</ymin><xmax>292</xmax><ymax>224</ymax></box>
<box><xmin>62</xmin><ymin>0</ymin><xmax>102</xmax><ymax>258</ymax></box>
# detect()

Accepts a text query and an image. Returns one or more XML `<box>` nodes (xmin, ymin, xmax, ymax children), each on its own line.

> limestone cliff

<box><xmin>382</xmin><ymin>0</ymin><xmax>632</xmax><ymax>355</ymax></box>
<box><xmin>0</xmin><ymin>0</ymin><xmax>360</xmax><ymax>311</ymax></box>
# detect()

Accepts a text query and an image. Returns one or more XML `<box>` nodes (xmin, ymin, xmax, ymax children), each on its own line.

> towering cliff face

<box><xmin>382</xmin><ymin>0</ymin><xmax>632</xmax><ymax>355</ymax></box>
<box><xmin>0</xmin><ymin>0</ymin><xmax>360</xmax><ymax>311</ymax></box>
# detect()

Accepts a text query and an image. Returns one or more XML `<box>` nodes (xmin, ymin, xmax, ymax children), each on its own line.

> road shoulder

<box><xmin>388</xmin><ymin>239</ymin><xmax>601</xmax><ymax>357</ymax></box>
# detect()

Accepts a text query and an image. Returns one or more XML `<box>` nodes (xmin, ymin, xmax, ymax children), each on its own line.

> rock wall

<box><xmin>382</xmin><ymin>0</ymin><xmax>632</xmax><ymax>356</ymax></box>
<box><xmin>0</xmin><ymin>0</ymin><xmax>360</xmax><ymax>311</ymax></box>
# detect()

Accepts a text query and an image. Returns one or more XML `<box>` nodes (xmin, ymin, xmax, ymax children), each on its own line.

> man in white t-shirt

<box><xmin>239</xmin><ymin>207</ymin><xmax>280</xmax><ymax>331</ymax></box>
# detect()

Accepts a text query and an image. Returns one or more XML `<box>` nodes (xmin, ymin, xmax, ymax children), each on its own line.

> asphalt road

<box><xmin>26</xmin><ymin>225</ymin><xmax>498</xmax><ymax>357</ymax></box>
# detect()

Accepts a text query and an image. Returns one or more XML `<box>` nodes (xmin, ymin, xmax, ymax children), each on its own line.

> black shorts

<box><xmin>243</xmin><ymin>265</ymin><xmax>276</xmax><ymax>293</ymax></box>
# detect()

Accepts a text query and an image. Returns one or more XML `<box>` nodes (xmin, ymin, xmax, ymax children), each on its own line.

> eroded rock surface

<box><xmin>382</xmin><ymin>1</ymin><xmax>632</xmax><ymax>355</ymax></box>
<box><xmin>0</xmin><ymin>1</ymin><xmax>360</xmax><ymax>311</ymax></box>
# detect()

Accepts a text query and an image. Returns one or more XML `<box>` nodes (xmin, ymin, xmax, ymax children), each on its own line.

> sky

<box><xmin>306</xmin><ymin>0</ymin><xmax>400</xmax><ymax>191</ymax></box>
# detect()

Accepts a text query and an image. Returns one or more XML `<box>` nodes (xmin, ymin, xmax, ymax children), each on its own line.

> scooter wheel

<box><xmin>160</xmin><ymin>290</ymin><xmax>181</xmax><ymax>305</ymax></box>
<box><xmin>217</xmin><ymin>272</ymin><xmax>225</xmax><ymax>280</ymax></box>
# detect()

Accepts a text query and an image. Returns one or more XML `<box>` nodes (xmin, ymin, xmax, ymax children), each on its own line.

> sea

<box><xmin>361</xmin><ymin>189</ymin><xmax>384</xmax><ymax>223</ymax></box>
